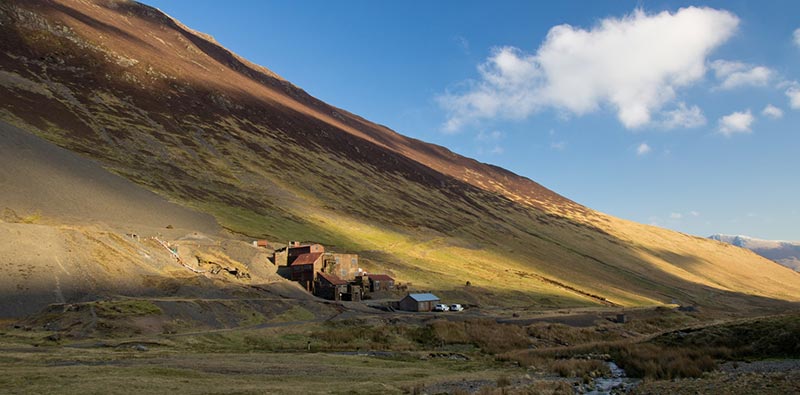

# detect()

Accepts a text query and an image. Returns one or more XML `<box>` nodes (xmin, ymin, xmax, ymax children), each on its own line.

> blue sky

<box><xmin>142</xmin><ymin>1</ymin><xmax>800</xmax><ymax>240</ymax></box>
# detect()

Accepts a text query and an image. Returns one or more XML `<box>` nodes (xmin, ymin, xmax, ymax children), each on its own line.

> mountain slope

<box><xmin>0</xmin><ymin>120</ymin><xmax>298</xmax><ymax>318</ymax></box>
<box><xmin>709</xmin><ymin>234</ymin><xmax>800</xmax><ymax>271</ymax></box>
<box><xmin>0</xmin><ymin>119</ymin><xmax>220</xmax><ymax>234</ymax></box>
<box><xmin>1</xmin><ymin>0</ymin><xmax>799</xmax><ymax>312</ymax></box>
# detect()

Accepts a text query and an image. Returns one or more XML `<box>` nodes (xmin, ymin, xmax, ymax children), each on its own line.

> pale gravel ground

<box><xmin>720</xmin><ymin>359</ymin><xmax>800</xmax><ymax>374</ymax></box>
<box><xmin>635</xmin><ymin>359</ymin><xmax>800</xmax><ymax>395</ymax></box>
<box><xmin>0</xmin><ymin>119</ymin><xmax>220</xmax><ymax>235</ymax></box>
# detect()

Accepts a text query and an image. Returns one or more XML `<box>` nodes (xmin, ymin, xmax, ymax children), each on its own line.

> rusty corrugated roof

<box><xmin>368</xmin><ymin>274</ymin><xmax>394</xmax><ymax>282</ymax></box>
<box><xmin>317</xmin><ymin>272</ymin><xmax>347</xmax><ymax>285</ymax></box>
<box><xmin>289</xmin><ymin>252</ymin><xmax>323</xmax><ymax>266</ymax></box>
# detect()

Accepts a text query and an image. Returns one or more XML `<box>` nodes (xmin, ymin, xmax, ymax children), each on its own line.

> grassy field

<box><xmin>0</xmin><ymin>348</ymin><xmax>520</xmax><ymax>394</ymax></box>
<box><xmin>2</xmin><ymin>302</ymin><xmax>799</xmax><ymax>394</ymax></box>
<box><xmin>0</xmin><ymin>319</ymin><xmax>548</xmax><ymax>395</ymax></box>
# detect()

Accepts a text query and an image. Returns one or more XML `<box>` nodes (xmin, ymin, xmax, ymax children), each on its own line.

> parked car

<box><xmin>450</xmin><ymin>304</ymin><xmax>464</xmax><ymax>312</ymax></box>
<box><xmin>433</xmin><ymin>303</ymin><xmax>450</xmax><ymax>312</ymax></box>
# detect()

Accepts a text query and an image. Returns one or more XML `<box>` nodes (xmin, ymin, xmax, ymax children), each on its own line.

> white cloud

<box><xmin>761</xmin><ymin>104</ymin><xmax>783</xmax><ymax>119</ymax></box>
<box><xmin>718</xmin><ymin>109</ymin><xmax>754</xmax><ymax>136</ymax></box>
<box><xmin>455</xmin><ymin>36</ymin><xmax>470</xmax><ymax>54</ymax></box>
<box><xmin>670</xmin><ymin>212</ymin><xmax>683</xmax><ymax>219</ymax></box>
<box><xmin>787</xmin><ymin>85</ymin><xmax>800</xmax><ymax>109</ymax></box>
<box><xmin>710</xmin><ymin>60</ymin><xmax>772</xmax><ymax>89</ymax></box>
<box><xmin>476</xmin><ymin>130</ymin><xmax>503</xmax><ymax>141</ymax></box>
<box><xmin>478</xmin><ymin>145</ymin><xmax>506</xmax><ymax>155</ymax></box>
<box><xmin>439</xmin><ymin>7</ymin><xmax>739</xmax><ymax>131</ymax></box>
<box><xmin>475</xmin><ymin>130</ymin><xmax>504</xmax><ymax>155</ymax></box>
<box><xmin>548</xmin><ymin>129</ymin><xmax>567</xmax><ymax>151</ymax></box>
<box><xmin>636</xmin><ymin>142</ymin><xmax>652</xmax><ymax>156</ymax></box>
<box><xmin>690</xmin><ymin>211</ymin><xmax>700</xmax><ymax>217</ymax></box>
<box><xmin>660</xmin><ymin>102</ymin><xmax>706</xmax><ymax>129</ymax></box>
<box><xmin>476</xmin><ymin>144</ymin><xmax>505</xmax><ymax>156</ymax></box>
<box><xmin>794</xmin><ymin>28</ymin><xmax>800</xmax><ymax>47</ymax></box>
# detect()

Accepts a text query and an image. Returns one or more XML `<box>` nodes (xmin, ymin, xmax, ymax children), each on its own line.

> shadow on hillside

<box><xmin>1</xmin><ymin>0</ymin><xmax>797</xmax><ymax>320</ymax></box>
<box><xmin>0</xmin><ymin>272</ymin><xmax>327</xmax><ymax>321</ymax></box>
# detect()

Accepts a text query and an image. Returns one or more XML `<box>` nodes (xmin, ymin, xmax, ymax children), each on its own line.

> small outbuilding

<box><xmin>289</xmin><ymin>252</ymin><xmax>324</xmax><ymax>290</ymax></box>
<box><xmin>343</xmin><ymin>283</ymin><xmax>362</xmax><ymax>302</ymax></box>
<box><xmin>315</xmin><ymin>272</ymin><xmax>348</xmax><ymax>301</ymax></box>
<box><xmin>398</xmin><ymin>293</ymin><xmax>440</xmax><ymax>312</ymax></box>
<box><xmin>367</xmin><ymin>274</ymin><xmax>395</xmax><ymax>292</ymax></box>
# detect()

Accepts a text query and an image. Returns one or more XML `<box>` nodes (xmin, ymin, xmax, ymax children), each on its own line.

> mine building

<box><xmin>398</xmin><ymin>293</ymin><xmax>440</xmax><ymax>312</ymax></box>
<box><xmin>365</xmin><ymin>274</ymin><xmax>395</xmax><ymax>292</ymax></box>
<box><xmin>344</xmin><ymin>283</ymin><xmax>362</xmax><ymax>302</ymax></box>
<box><xmin>253</xmin><ymin>240</ymin><xmax>270</xmax><ymax>248</ymax></box>
<box><xmin>315</xmin><ymin>272</ymin><xmax>349</xmax><ymax>301</ymax></box>
<box><xmin>274</xmin><ymin>241</ymin><xmax>370</xmax><ymax>301</ymax></box>
<box><xmin>322</xmin><ymin>252</ymin><xmax>359</xmax><ymax>280</ymax></box>
<box><xmin>273</xmin><ymin>241</ymin><xmax>326</xmax><ymax>266</ymax></box>
<box><xmin>289</xmin><ymin>252</ymin><xmax>324</xmax><ymax>291</ymax></box>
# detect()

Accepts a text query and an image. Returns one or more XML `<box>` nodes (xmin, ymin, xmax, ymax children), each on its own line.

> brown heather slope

<box><xmin>0</xmin><ymin>0</ymin><xmax>799</xmax><ymax>312</ymax></box>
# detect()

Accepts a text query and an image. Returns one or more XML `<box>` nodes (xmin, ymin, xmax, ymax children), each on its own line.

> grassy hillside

<box><xmin>0</xmin><ymin>0</ymin><xmax>799</xmax><ymax>311</ymax></box>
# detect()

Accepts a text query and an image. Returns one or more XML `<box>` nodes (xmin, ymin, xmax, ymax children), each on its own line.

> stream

<box><xmin>580</xmin><ymin>361</ymin><xmax>640</xmax><ymax>394</ymax></box>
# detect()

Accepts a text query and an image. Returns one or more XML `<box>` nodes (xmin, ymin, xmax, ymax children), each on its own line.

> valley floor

<box><xmin>1</xmin><ymin>302</ymin><xmax>799</xmax><ymax>394</ymax></box>
<box><xmin>0</xmin><ymin>347</ymin><xmax>518</xmax><ymax>395</ymax></box>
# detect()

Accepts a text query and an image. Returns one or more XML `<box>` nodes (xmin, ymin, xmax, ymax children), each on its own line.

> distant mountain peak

<box><xmin>709</xmin><ymin>234</ymin><xmax>800</xmax><ymax>271</ymax></box>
